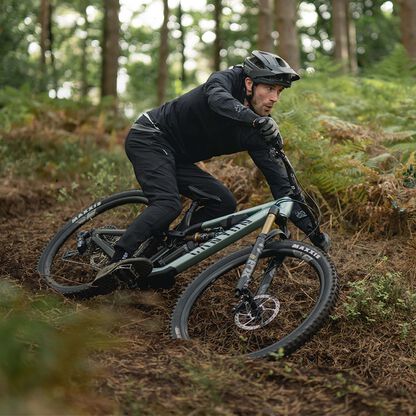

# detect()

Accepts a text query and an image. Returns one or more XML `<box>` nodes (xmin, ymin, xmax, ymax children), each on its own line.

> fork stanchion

<box><xmin>261</xmin><ymin>213</ymin><xmax>276</xmax><ymax>234</ymax></box>
<box><xmin>235</xmin><ymin>205</ymin><xmax>280</xmax><ymax>296</ymax></box>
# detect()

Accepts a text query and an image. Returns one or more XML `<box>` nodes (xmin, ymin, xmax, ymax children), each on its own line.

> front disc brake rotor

<box><xmin>234</xmin><ymin>294</ymin><xmax>281</xmax><ymax>330</ymax></box>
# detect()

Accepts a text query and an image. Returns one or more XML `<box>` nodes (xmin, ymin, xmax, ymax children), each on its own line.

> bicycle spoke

<box><xmin>46</xmin><ymin>202</ymin><xmax>144</xmax><ymax>287</ymax></box>
<box><xmin>186</xmin><ymin>254</ymin><xmax>320</xmax><ymax>355</ymax></box>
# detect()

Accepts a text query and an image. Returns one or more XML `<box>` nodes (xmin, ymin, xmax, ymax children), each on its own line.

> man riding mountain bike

<box><xmin>94</xmin><ymin>50</ymin><xmax>330</xmax><ymax>291</ymax></box>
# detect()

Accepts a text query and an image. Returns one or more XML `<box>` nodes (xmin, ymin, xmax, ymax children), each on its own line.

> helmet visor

<box><xmin>255</xmin><ymin>73</ymin><xmax>300</xmax><ymax>87</ymax></box>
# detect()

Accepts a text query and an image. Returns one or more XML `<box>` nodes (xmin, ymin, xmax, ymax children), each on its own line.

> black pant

<box><xmin>116</xmin><ymin>126</ymin><xmax>237</xmax><ymax>254</ymax></box>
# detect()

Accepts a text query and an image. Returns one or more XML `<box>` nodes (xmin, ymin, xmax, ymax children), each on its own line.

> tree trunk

<box><xmin>101</xmin><ymin>0</ymin><xmax>120</xmax><ymax>100</ymax></box>
<box><xmin>81</xmin><ymin>1</ymin><xmax>90</xmax><ymax>98</ymax></box>
<box><xmin>258</xmin><ymin>0</ymin><xmax>273</xmax><ymax>52</ymax></box>
<box><xmin>346</xmin><ymin>2</ymin><xmax>357</xmax><ymax>73</ymax></box>
<box><xmin>213</xmin><ymin>0</ymin><xmax>222</xmax><ymax>71</ymax></box>
<box><xmin>157</xmin><ymin>0</ymin><xmax>169</xmax><ymax>105</ymax></box>
<box><xmin>274</xmin><ymin>0</ymin><xmax>300</xmax><ymax>69</ymax></box>
<box><xmin>332</xmin><ymin>0</ymin><xmax>349</xmax><ymax>73</ymax></box>
<box><xmin>397</xmin><ymin>0</ymin><xmax>416</xmax><ymax>60</ymax></box>
<box><xmin>49</xmin><ymin>3</ymin><xmax>58</xmax><ymax>94</ymax></box>
<box><xmin>40</xmin><ymin>0</ymin><xmax>50</xmax><ymax>70</ymax></box>
<box><xmin>177</xmin><ymin>1</ymin><xmax>186</xmax><ymax>83</ymax></box>
<box><xmin>39</xmin><ymin>0</ymin><xmax>55</xmax><ymax>91</ymax></box>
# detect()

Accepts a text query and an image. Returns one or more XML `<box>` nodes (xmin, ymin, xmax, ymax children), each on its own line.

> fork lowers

<box><xmin>235</xmin><ymin>206</ymin><xmax>280</xmax><ymax>297</ymax></box>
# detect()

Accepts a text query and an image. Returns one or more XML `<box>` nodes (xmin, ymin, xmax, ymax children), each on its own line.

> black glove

<box><xmin>253</xmin><ymin>117</ymin><xmax>283</xmax><ymax>149</ymax></box>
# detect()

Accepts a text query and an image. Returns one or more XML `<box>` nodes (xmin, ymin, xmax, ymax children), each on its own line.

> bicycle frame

<box><xmin>149</xmin><ymin>196</ymin><xmax>294</xmax><ymax>277</ymax></box>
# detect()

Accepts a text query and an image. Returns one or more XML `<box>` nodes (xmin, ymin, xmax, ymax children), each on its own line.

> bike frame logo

<box><xmin>189</xmin><ymin>219</ymin><xmax>253</xmax><ymax>256</ymax></box>
<box><xmin>71</xmin><ymin>202</ymin><xmax>102</xmax><ymax>224</ymax></box>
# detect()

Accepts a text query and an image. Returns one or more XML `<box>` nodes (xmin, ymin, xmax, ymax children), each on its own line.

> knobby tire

<box><xmin>37</xmin><ymin>190</ymin><xmax>149</xmax><ymax>299</ymax></box>
<box><xmin>170</xmin><ymin>240</ymin><xmax>338</xmax><ymax>358</ymax></box>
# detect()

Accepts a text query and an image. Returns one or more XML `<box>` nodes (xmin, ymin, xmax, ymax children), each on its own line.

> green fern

<box><xmin>389</xmin><ymin>141</ymin><xmax>416</xmax><ymax>161</ymax></box>
<box><xmin>366</xmin><ymin>44</ymin><xmax>416</xmax><ymax>80</ymax></box>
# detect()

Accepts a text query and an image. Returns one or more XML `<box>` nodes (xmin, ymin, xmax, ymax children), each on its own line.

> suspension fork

<box><xmin>255</xmin><ymin>255</ymin><xmax>284</xmax><ymax>296</ymax></box>
<box><xmin>235</xmin><ymin>205</ymin><xmax>281</xmax><ymax>298</ymax></box>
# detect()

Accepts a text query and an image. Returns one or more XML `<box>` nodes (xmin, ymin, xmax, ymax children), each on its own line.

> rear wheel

<box><xmin>171</xmin><ymin>240</ymin><xmax>338</xmax><ymax>358</ymax></box>
<box><xmin>38</xmin><ymin>190</ymin><xmax>149</xmax><ymax>298</ymax></box>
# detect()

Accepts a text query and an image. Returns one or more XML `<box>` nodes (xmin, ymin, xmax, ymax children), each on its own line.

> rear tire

<box><xmin>38</xmin><ymin>190</ymin><xmax>149</xmax><ymax>298</ymax></box>
<box><xmin>171</xmin><ymin>240</ymin><xmax>338</xmax><ymax>358</ymax></box>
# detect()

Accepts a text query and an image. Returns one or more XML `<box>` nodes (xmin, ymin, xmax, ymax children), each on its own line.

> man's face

<box><xmin>245</xmin><ymin>78</ymin><xmax>284</xmax><ymax>116</ymax></box>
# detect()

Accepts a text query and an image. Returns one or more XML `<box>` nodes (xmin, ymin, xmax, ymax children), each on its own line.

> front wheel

<box><xmin>171</xmin><ymin>240</ymin><xmax>338</xmax><ymax>358</ymax></box>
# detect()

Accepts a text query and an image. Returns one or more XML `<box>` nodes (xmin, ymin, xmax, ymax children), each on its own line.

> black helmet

<box><xmin>243</xmin><ymin>50</ymin><xmax>300</xmax><ymax>88</ymax></box>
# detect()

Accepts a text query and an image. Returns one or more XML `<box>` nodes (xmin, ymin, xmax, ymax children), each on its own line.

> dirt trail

<box><xmin>1</xmin><ymin>186</ymin><xmax>415</xmax><ymax>415</ymax></box>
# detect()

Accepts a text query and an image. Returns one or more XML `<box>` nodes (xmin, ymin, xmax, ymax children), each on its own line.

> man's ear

<box><xmin>245</xmin><ymin>77</ymin><xmax>253</xmax><ymax>95</ymax></box>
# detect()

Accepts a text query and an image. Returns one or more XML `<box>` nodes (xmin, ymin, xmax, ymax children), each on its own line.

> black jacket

<box><xmin>147</xmin><ymin>65</ymin><xmax>293</xmax><ymax>199</ymax></box>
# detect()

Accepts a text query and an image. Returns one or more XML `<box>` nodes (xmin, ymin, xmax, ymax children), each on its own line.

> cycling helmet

<box><xmin>243</xmin><ymin>50</ymin><xmax>300</xmax><ymax>88</ymax></box>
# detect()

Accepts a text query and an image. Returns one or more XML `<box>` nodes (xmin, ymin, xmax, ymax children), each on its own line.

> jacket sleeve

<box><xmin>248</xmin><ymin>148</ymin><xmax>293</xmax><ymax>199</ymax></box>
<box><xmin>203</xmin><ymin>69</ymin><xmax>258</xmax><ymax>125</ymax></box>
<box><xmin>248</xmin><ymin>148</ymin><xmax>316</xmax><ymax>229</ymax></box>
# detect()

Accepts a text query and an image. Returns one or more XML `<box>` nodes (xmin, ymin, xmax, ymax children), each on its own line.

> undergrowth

<box><xmin>273</xmin><ymin>63</ymin><xmax>416</xmax><ymax>233</ymax></box>
<box><xmin>0</xmin><ymin>280</ymin><xmax>117</xmax><ymax>414</ymax></box>
<box><xmin>0</xmin><ymin>90</ymin><xmax>136</xmax><ymax>199</ymax></box>
<box><xmin>343</xmin><ymin>272</ymin><xmax>416</xmax><ymax>327</ymax></box>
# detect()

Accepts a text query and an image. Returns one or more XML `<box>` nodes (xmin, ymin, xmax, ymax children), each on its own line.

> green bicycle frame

<box><xmin>151</xmin><ymin>196</ymin><xmax>294</xmax><ymax>276</ymax></box>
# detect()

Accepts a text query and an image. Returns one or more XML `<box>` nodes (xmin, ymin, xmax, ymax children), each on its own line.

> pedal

<box><xmin>113</xmin><ymin>265</ymin><xmax>138</xmax><ymax>288</ymax></box>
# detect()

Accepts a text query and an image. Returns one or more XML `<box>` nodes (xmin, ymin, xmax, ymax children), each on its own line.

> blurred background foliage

<box><xmin>0</xmin><ymin>281</ymin><xmax>117</xmax><ymax>414</ymax></box>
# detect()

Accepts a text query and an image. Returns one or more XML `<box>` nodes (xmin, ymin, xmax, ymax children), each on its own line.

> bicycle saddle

<box><xmin>188</xmin><ymin>185</ymin><xmax>222</xmax><ymax>205</ymax></box>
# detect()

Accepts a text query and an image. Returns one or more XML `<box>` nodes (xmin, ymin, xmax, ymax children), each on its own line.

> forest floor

<box><xmin>1</xmin><ymin>179</ymin><xmax>415</xmax><ymax>416</ymax></box>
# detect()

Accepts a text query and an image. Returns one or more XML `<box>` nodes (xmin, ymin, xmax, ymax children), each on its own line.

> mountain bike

<box><xmin>38</xmin><ymin>148</ymin><xmax>338</xmax><ymax>358</ymax></box>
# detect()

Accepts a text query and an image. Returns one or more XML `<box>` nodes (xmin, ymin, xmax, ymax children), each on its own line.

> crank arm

<box><xmin>90</xmin><ymin>228</ymin><xmax>125</xmax><ymax>258</ymax></box>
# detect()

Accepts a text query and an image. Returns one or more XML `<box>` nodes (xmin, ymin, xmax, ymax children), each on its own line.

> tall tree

<box><xmin>80</xmin><ymin>0</ymin><xmax>90</xmax><ymax>98</ymax></box>
<box><xmin>39</xmin><ymin>0</ymin><xmax>50</xmax><ymax>71</ymax></box>
<box><xmin>213</xmin><ymin>0</ymin><xmax>223</xmax><ymax>71</ymax></box>
<box><xmin>258</xmin><ymin>0</ymin><xmax>273</xmax><ymax>52</ymax></box>
<box><xmin>101</xmin><ymin>0</ymin><xmax>120</xmax><ymax>100</ymax></box>
<box><xmin>346</xmin><ymin>1</ymin><xmax>357</xmax><ymax>73</ymax></box>
<box><xmin>332</xmin><ymin>0</ymin><xmax>349</xmax><ymax>72</ymax></box>
<box><xmin>39</xmin><ymin>0</ymin><xmax>57</xmax><ymax>91</ymax></box>
<box><xmin>397</xmin><ymin>0</ymin><xmax>416</xmax><ymax>60</ymax></box>
<box><xmin>305</xmin><ymin>0</ymin><xmax>400</xmax><ymax>69</ymax></box>
<box><xmin>274</xmin><ymin>0</ymin><xmax>300</xmax><ymax>69</ymax></box>
<box><xmin>157</xmin><ymin>0</ymin><xmax>169</xmax><ymax>104</ymax></box>
<box><xmin>177</xmin><ymin>1</ymin><xmax>186</xmax><ymax>83</ymax></box>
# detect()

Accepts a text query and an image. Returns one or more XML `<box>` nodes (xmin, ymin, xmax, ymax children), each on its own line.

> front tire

<box><xmin>171</xmin><ymin>240</ymin><xmax>338</xmax><ymax>358</ymax></box>
<box><xmin>38</xmin><ymin>190</ymin><xmax>149</xmax><ymax>298</ymax></box>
